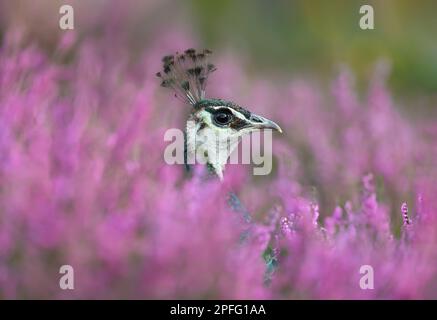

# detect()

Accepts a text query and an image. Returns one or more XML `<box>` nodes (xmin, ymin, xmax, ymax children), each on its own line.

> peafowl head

<box><xmin>157</xmin><ymin>49</ymin><xmax>282</xmax><ymax>180</ymax></box>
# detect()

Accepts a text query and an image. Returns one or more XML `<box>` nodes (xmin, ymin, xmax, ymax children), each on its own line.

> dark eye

<box><xmin>213</xmin><ymin>109</ymin><xmax>233</xmax><ymax>126</ymax></box>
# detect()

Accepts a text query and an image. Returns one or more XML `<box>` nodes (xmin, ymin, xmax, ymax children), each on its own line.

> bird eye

<box><xmin>213</xmin><ymin>109</ymin><xmax>233</xmax><ymax>126</ymax></box>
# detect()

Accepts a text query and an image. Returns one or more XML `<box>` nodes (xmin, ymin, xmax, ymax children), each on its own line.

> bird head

<box><xmin>157</xmin><ymin>49</ymin><xmax>282</xmax><ymax>180</ymax></box>
<box><xmin>187</xmin><ymin>99</ymin><xmax>281</xmax><ymax>179</ymax></box>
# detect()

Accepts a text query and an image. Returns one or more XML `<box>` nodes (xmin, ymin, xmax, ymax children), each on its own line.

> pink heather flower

<box><xmin>401</xmin><ymin>202</ymin><xmax>411</xmax><ymax>226</ymax></box>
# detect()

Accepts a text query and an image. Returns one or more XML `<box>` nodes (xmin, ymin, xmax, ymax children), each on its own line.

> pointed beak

<box><xmin>249</xmin><ymin>114</ymin><xmax>283</xmax><ymax>133</ymax></box>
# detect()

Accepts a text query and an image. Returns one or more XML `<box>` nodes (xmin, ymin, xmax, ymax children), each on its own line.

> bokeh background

<box><xmin>1</xmin><ymin>0</ymin><xmax>437</xmax><ymax>299</ymax></box>
<box><xmin>3</xmin><ymin>0</ymin><xmax>437</xmax><ymax>100</ymax></box>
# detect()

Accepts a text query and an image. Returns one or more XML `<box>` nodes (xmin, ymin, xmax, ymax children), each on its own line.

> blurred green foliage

<box><xmin>190</xmin><ymin>0</ymin><xmax>437</xmax><ymax>98</ymax></box>
<box><xmin>1</xmin><ymin>0</ymin><xmax>436</xmax><ymax>103</ymax></box>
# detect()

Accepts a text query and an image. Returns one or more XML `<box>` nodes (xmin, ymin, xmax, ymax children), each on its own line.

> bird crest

<box><xmin>156</xmin><ymin>48</ymin><xmax>216</xmax><ymax>105</ymax></box>
<box><xmin>157</xmin><ymin>49</ymin><xmax>282</xmax><ymax>180</ymax></box>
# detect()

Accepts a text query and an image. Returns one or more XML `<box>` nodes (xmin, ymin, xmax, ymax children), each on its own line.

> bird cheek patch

<box><xmin>229</xmin><ymin>118</ymin><xmax>249</xmax><ymax>131</ymax></box>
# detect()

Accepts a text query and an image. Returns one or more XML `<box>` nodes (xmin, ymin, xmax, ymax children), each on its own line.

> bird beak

<box><xmin>249</xmin><ymin>114</ymin><xmax>283</xmax><ymax>133</ymax></box>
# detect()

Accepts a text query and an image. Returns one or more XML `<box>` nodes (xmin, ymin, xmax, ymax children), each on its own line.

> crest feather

<box><xmin>156</xmin><ymin>49</ymin><xmax>217</xmax><ymax>105</ymax></box>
